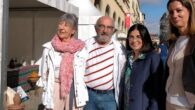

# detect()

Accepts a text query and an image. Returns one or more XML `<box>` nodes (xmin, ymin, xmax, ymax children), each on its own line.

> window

<box><xmin>105</xmin><ymin>5</ymin><xmax>110</xmax><ymax>16</ymax></box>
<box><xmin>118</xmin><ymin>17</ymin><xmax>121</xmax><ymax>29</ymax></box>
<box><xmin>94</xmin><ymin>0</ymin><xmax>101</xmax><ymax>10</ymax></box>
<box><xmin>113</xmin><ymin>12</ymin><xmax>116</xmax><ymax>26</ymax></box>
<box><xmin>122</xmin><ymin>21</ymin><xmax>124</xmax><ymax>31</ymax></box>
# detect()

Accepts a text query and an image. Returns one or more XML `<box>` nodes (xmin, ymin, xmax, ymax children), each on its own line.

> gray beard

<box><xmin>96</xmin><ymin>35</ymin><xmax>111</xmax><ymax>44</ymax></box>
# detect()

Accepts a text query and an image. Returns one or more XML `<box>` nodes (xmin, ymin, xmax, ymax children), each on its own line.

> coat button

<box><xmin>130</xmin><ymin>84</ymin><xmax>133</xmax><ymax>87</ymax></box>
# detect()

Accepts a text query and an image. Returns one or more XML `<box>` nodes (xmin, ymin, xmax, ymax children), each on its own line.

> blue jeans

<box><xmin>84</xmin><ymin>88</ymin><xmax>117</xmax><ymax>110</ymax></box>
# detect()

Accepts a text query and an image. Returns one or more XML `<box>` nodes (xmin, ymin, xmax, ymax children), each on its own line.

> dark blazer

<box><xmin>120</xmin><ymin>50</ymin><xmax>164</xmax><ymax>110</ymax></box>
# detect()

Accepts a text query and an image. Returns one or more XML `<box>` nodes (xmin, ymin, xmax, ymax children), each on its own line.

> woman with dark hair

<box><xmin>120</xmin><ymin>24</ymin><xmax>164</xmax><ymax>110</ymax></box>
<box><xmin>165</xmin><ymin>0</ymin><xmax>195</xmax><ymax>110</ymax></box>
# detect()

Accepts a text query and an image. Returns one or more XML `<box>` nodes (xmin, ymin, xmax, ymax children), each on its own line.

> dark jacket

<box><xmin>167</xmin><ymin>36</ymin><xmax>195</xmax><ymax>108</ymax></box>
<box><xmin>120</xmin><ymin>50</ymin><xmax>164</xmax><ymax>110</ymax></box>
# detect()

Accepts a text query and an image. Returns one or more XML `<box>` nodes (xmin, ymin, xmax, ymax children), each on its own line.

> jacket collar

<box><xmin>89</xmin><ymin>36</ymin><xmax>125</xmax><ymax>54</ymax></box>
<box><xmin>168</xmin><ymin>36</ymin><xmax>195</xmax><ymax>58</ymax></box>
<box><xmin>185</xmin><ymin>36</ymin><xmax>195</xmax><ymax>56</ymax></box>
<box><xmin>42</xmin><ymin>42</ymin><xmax>56</xmax><ymax>64</ymax></box>
<box><xmin>42</xmin><ymin>42</ymin><xmax>53</xmax><ymax>49</ymax></box>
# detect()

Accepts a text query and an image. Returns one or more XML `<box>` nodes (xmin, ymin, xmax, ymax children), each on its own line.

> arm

<box><xmin>73</xmin><ymin>48</ymin><xmax>89</xmax><ymax>107</ymax></box>
<box><xmin>149</xmin><ymin>53</ymin><xmax>165</xmax><ymax>110</ymax></box>
<box><xmin>36</xmin><ymin>48</ymin><xmax>49</xmax><ymax>89</ymax></box>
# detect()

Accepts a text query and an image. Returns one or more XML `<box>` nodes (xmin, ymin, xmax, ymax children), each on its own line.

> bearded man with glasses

<box><xmin>73</xmin><ymin>16</ymin><xmax>126</xmax><ymax>110</ymax></box>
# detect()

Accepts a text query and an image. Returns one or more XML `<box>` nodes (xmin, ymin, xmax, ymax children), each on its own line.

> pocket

<box><xmin>106</xmin><ymin>90</ymin><xmax>115</xmax><ymax>99</ymax></box>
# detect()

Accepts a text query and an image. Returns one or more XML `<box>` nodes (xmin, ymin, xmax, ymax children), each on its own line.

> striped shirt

<box><xmin>84</xmin><ymin>41</ymin><xmax>114</xmax><ymax>90</ymax></box>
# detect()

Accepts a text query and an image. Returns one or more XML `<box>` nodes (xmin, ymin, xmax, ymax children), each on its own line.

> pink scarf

<box><xmin>51</xmin><ymin>35</ymin><xmax>85</xmax><ymax>98</ymax></box>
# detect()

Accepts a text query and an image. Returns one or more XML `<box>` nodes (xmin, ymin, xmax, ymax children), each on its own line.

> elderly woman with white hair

<box><xmin>36</xmin><ymin>13</ymin><xmax>85</xmax><ymax>110</ymax></box>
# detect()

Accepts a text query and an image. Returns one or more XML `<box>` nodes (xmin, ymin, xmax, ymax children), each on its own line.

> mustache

<box><xmin>100</xmin><ymin>32</ymin><xmax>108</xmax><ymax>36</ymax></box>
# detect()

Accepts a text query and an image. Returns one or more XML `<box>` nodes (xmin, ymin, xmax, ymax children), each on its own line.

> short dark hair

<box><xmin>126</xmin><ymin>24</ymin><xmax>154</xmax><ymax>53</ymax></box>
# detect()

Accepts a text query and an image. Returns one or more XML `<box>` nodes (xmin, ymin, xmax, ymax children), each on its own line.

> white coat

<box><xmin>36</xmin><ymin>42</ymin><xmax>58</xmax><ymax>109</ymax></box>
<box><xmin>36</xmin><ymin>42</ymin><xmax>90</xmax><ymax>108</ymax></box>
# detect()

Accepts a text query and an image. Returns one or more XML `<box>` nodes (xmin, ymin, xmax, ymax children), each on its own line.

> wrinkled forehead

<box><xmin>97</xmin><ymin>17</ymin><xmax>114</xmax><ymax>26</ymax></box>
<box><xmin>58</xmin><ymin>19</ymin><xmax>72</xmax><ymax>26</ymax></box>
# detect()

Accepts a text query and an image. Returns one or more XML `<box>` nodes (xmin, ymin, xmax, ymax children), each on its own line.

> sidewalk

<box><xmin>23</xmin><ymin>88</ymin><xmax>44</xmax><ymax>110</ymax></box>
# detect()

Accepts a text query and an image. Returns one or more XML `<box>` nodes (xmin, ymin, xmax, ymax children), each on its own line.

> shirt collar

<box><xmin>129</xmin><ymin>51</ymin><xmax>146</xmax><ymax>61</ymax></box>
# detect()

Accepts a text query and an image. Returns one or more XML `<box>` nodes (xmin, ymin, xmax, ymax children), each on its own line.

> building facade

<box><xmin>90</xmin><ymin>0</ymin><xmax>144</xmax><ymax>44</ymax></box>
<box><xmin>160</xmin><ymin>12</ymin><xmax>169</xmax><ymax>43</ymax></box>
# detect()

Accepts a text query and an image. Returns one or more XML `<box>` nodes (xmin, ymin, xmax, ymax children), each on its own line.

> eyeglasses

<box><xmin>97</xmin><ymin>24</ymin><xmax>114</xmax><ymax>31</ymax></box>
